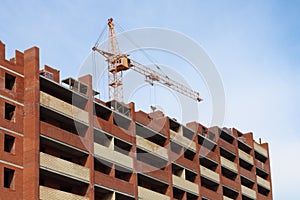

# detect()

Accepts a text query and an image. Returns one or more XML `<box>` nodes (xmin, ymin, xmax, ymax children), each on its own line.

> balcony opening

<box><xmin>94</xmin><ymin>158</ymin><xmax>113</xmax><ymax>175</ymax></box>
<box><xmin>115</xmin><ymin>165</ymin><xmax>132</xmax><ymax>182</ymax></box>
<box><xmin>220</xmin><ymin>147</ymin><xmax>236</xmax><ymax>162</ymax></box>
<box><xmin>255</xmin><ymin>152</ymin><xmax>267</xmax><ymax>163</ymax></box>
<box><xmin>183</xmin><ymin>126</ymin><xmax>194</xmax><ymax>140</ymax></box>
<box><xmin>221</xmin><ymin>167</ymin><xmax>237</xmax><ymax>180</ymax></box>
<box><xmin>4</xmin><ymin>134</ymin><xmax>15</xmax><ymax>153</ymax></box>
<box><xmin>40</xmin><ymin>106</ymin><xmax>88</xmax><ymax>136</ymax></box>
<box><xmin>187</xmin><ymin>192</ymin><xmax>198</xmax><ymax>200</ymax></box>
<box><xmin>242</xmin><ymin>195</ymin><xmax>253</xmax><ymax>200</ymax></box>
<box><xmin>40</xmin><ymin>137</ymin><xmax>88</xmax><ymax>166</ymax></box>
<box><xmin>114</xmin><ymin>138</ymin><xmax>132</xmax><ymax>156</ymax></box>
<box><xmin>5</xmin><ymin>73</ymin><xmax>16</xmax><ymax>90</ymax></box>
<box><xmin>115</xmin><ymin>193</ymin><xmax>134</xmax><ymax>200</ymax></box>
<box><xmin>40</xmin><ymin>169</ymin><xmax>88</xmax><ymax>196</ymax></box>
<box><xmin>94</xmin><ymin>129</ymin><xmax>113</xmax><ymax>148</ymax></box>
<box><xmin>172</xmin><ymin>164</ymin><xmax>185</xmax><ymax>178</ymax></box>
<box><xmin>219</xmin><ymin>128</ymin><xmax>235</xmax><ymax>144</ymax></box>
<box><xmin>113</xmin><ymin>112</ymin><xmax>131</xmax><ymax>130</ymax></box>
<box><xmin>42</xmin><ymin>77</ymin><xmax>89</xmax><ymax>110</ymax></box>
<box><xmin>258</xmin><ymin>185</ymin><xmax>270</xmax><ymax>196</ymax></box>
<box><xmin>94</xmin><ymin>102</ymin><xmax>111</xmax><ymax>121</ymax></box>
<box><xmin>136</xmin><ymin>123</ymin><xmax>166</xmax><ymax>147</ymax></box>
<box><xmin>256</xmin><ymin>167</ymin><xmax>269</xmax><ymax>179</ymax></box>
<box><xmin>186</xmin><ymin>170</ymin><xmax>197</xmax><ymax>183</ymax></box>
<box><xmin>138</xmin><ymin>174</ymin><xmax>168</xmax><ymax>195</ymax></box>
<box><xmin>199</xmin><ymin>156</ymin><xmax>218</xmax><ymax>171</ymax></box>
<box><xmin>95</xmin><ymin>187</ymin><xmax>114</xmax><ymax>200</ymax></box>
<box><xmin>5</xmin><ymin>103</ymin><xmax>15</xmax><ymax>120</ymax></box>
<box><xmin>198</xmin><ymin>133</ymin><xmax>217</xmax><ymax>151</ymax></box>
<box><xmin>241</xmin><ymin>176</ymin><xmax>254</xmax><ymax>189</ymax></box>
<box><xmin>223</xmin><ymin>185</ymin><xmax>239</xmax><ymax>199</ymax></box>
<box><xmin>171</xmin><ymin>142</ymin><xmax>182</xmax><ymax>154</ymax></box>
<box><xmin>169</xmin><ymin>118</ymin><xmax>181</xmax><ymax>133</ymax></box>
<box><xmin>136</xmin><ymin>148</ymin><xmax>167</xmax><ymax>169</ymax></box>
<box><xmin>184</xmin><ymin>148</ymin><xmax>196</xmax><ymax>161</ymax></box>
<box><xmin>239</xmin><ymin>159</ymin><xmax>253</xmax><ymax>171</ymax></box>
<box><xmin>173</xmin><ymin>187</ymin><xmax>184</xmax><ymax>199</ymax></box>
<box><xmin>201</xmin><ymin>177</ymin><xmax>219</xmax><ymax>191</ymax></box>
<box><xmin>238</xmin><ymin>140</ymin><xmax>252</xmax><ymax>154</ymax></box>
<box><xmin>4</xmin><ymin>168</ymin><xmax>15</xmax><ymax>189</ymax></box>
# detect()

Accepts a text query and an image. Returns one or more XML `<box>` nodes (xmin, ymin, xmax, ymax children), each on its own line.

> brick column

<box><xmin>23</xmin><ymin>47</ymin><xmax>40</xmax><ymax>199</ymax></box>
<box><xmin>79</xmin><ymin>75</ymin><xmax>94</xmax><ymax>200</ymax></box>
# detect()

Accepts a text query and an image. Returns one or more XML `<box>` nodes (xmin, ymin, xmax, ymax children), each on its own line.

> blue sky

<box><xmin>1</xmin><ymin>0</ymin><xmax>300</xmax><ymax>199</ymax></box>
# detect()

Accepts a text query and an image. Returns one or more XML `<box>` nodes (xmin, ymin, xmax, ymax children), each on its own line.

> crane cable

<box><xmin>94</xmin><ymin>25</ymin><xmax>108</xmax><ymax>47</ymax></box>
<box><xmin>115</xmin><ymin>21</ymin><xmax>169</xmax><ymax>78</ymax></box>
<box><xmin>115</xmin><ymin>21</ymin><xmax>163</xmax><ymax>109</ymax></box>
<box><xmin>93</xmin><ymin>24</ymin><xmax>109</xmax><ymax>100</ymax></box>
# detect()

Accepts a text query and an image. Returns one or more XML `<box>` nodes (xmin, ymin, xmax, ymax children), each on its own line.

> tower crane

<box><xmin>92</xmin><ymin>18</ymin><xmax>202</xmax><ymax>103</ymax></box>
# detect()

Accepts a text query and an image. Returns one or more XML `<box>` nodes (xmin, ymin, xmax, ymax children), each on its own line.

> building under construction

<box><xmin>0</xmin><ymin>40</ymin><xmax>272</xmax><ymax>200</ymax></box>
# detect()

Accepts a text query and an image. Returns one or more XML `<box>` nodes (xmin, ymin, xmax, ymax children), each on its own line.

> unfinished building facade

<box><xmin>0</xmin><ymin>41</ymin><xmax>273</xmax><ymax>200</ymax></box>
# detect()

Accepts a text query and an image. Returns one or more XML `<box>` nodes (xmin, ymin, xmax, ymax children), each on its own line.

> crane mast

<box><xmin>92</xmin><ymin>18</ymin><xmax>202</xmax><ymax>103</ymax></box>
<box><xmin>107</xmin><ymin>18</ymin><xmax>129</xmax><ymax>101</ymax></box>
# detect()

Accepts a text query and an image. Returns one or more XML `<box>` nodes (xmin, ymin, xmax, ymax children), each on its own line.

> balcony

<box><xmin>172</xmin><ymin>175</ymin><xmax>199</xmax><ymax>195</ymax></box>
<box><xmin>200</xmin><ymin>165</ymin><xmax>220</xmax><ymax>184</ymax></box>
<box><xmin>257</xmin><ymin>176</ymin><xmax>271</xmax><ymax>190</ymax></box>
<box><xmin>94</xmin><ymin>185</ymin><xmax>135</xmax><ymax>200</ymax></box>
<box><xmin>40</xmin><ymin>75</ymin><xmax>88</xmax><ymax>109</ymax></box>
<box><xmin>238</xmin><ymin>149</ymin><xmax>254</xmax><ymax>165</ymax></box>
<box><xmin>138</xmin><ymin>186</ymin><xmax>170</xmax><ymax>200</ymax></box>
<box><xmin>136</xmin><ymin>135</ymin><xmax>168</xmax><ymax>160</ymax></box>
<box><xmin>223</xmin><ymin>196</ymin><xmax>234</xmax><ymax>200</ymax></box>
<box><xmin>40</xmin><ymin>186</ymin><xmax>89</xmax><ymax>200</ymax></box>
<box><xmin>40</xmin><ymin>91</ymin><xmax>88</xmax><ymax>124</ymax></box>
<box><xmin>40</xmin><ymin>152</ymin><xmax>90</xmax><ymax>182</ymax></box>
<box><xmin>254</xmin><ymin>143</ymin><xmax>268</xmax><ymax>158</ymax></box>
<box><xmin>170</xmin><ymin>129</ymin><xmax>196</xmax><ymax>151</ymax></box>
<box><xmin>220</xmin><ymin>157</ymin><xmax>238</xmax><ymax>174</ymax></box>
<box><xmin>241</xmin><ymin>185</ymin><xmax>256</xmax><ymax>199</ymax></box>
<box><xmin>94</xmin><ymin>143</ymin><xmax>133</xmax><ymax>169</ymax></box>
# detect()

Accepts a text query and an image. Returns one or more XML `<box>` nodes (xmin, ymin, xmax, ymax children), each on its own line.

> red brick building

<box><xmin>0</xmin><ymin>41</ymin><xmax>272</xmax><ymax>200</ymax></box>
